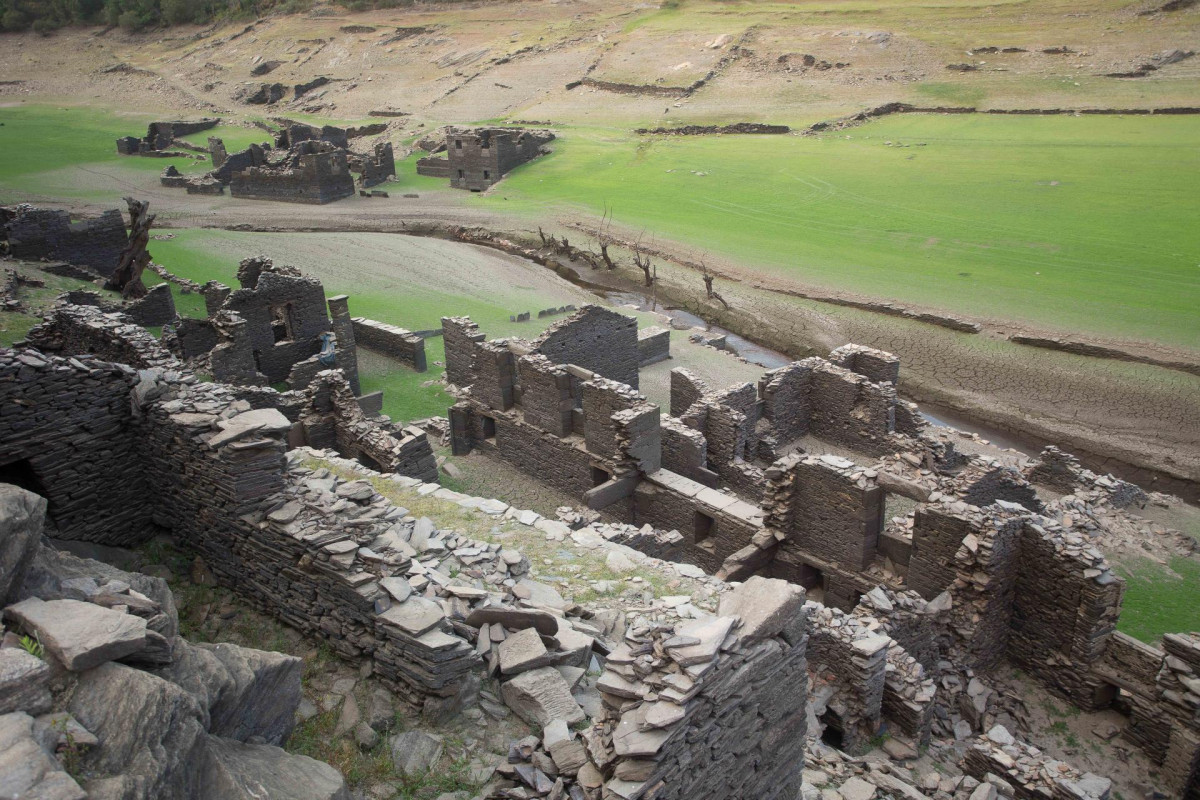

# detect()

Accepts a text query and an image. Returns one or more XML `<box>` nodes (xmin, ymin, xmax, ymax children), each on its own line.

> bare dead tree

<box><xmin>595</xmin><ymin>204</ymin><xmax>618</xmax><ymax>270</ymax></box>
<box><xmin>699</xmin><ymin>255</ymin><xmax>730</xmax><ymax>309</ymax></box>
<box><xmin>106</xmin><ymin>197</ymin><xmax>154</xmax><ymax>300</ymax></box>
<box><xmin>632</xmin><ymin>231</ymin><xmax>654</xmax><ymax>288</ymax></box>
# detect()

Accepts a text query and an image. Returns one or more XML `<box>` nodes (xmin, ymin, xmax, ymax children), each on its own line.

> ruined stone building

<box><xmin>441</xmin><ymin>305</ymin><xmax>1200</xmax><ymax>796</ymax></box>
<box><xmin>229</xmin><ymin>141</ymin><xmax>357</xmax><ymax>204</ymax></box>
<box><xmin>159</xmin><ymin>127</ymin><xmax>396</xmax><ymax>202</ymax></box>
<box><xmin>416</xmin><ymin>127</ymin><xmax>555</xmax><ymax>191</ymax></box>
<box><xmin>115</xmin><ymin>117</ymin><xmax>219</xmax><ymax>155</ymax></box>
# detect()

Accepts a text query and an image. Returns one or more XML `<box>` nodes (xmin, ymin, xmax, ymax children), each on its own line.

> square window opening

<box><xmin>694</xmin><ymin>510</ymin><xmax>715</xmax><ymax>543</ymax></box>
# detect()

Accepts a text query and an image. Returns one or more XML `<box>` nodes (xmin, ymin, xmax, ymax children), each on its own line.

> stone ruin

<box><xmin>2</xmin><ymin>242</ymin><xmax>1198</xmax><ymax>798</ymax></box>
<box><xmin>440</xmin><ymin>303</ymin><xmax>1200</xmax><ymax>797</ymax></box>
<box><xmin>114</xmin><ymin>117</ymin><xmax>219</xmax><ymax>155</ymax></box>
<box><xmin>155</xmin><ymin>121</ymin><xmax>397</xmax><ymax>202</ymax></box>
<box><xmin>416</xmin><ymin>127</ymin><xmax>555</xmax><ymax>191</ymax></box>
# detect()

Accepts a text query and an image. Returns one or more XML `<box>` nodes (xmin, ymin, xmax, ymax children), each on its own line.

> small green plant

<box><xmin>56</xmin><ymin>720</ymin><xmax>84</xmax><ymax>781</ymax></box>
<box><xmin>19</xmin><ymin>632</ymin><xmax>44</xmax><ymax>659</ymax></box>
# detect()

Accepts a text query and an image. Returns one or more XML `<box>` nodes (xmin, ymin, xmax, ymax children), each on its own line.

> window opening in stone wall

<box><xmin>270</xmin><ymin>303</ymin><xmax>295</xmax><ymax>343</ymax></box>
<box><xmin>483</xmin><ymin>170</ymin><xmax>491</xmax><ymax>180</ymax></box>
<box><xmin>455</xmin><ymin>140</ymin><xmax>462</xmax><ymax>149</ymax></box>
<box><xmin>592</xmin><ymin>466</ymin><xmax>610</xmax><ymax>487</ymax></box>
<box><xmin>457</xmin><ymin>169</ymin><xmax>464</xmax><ymax>179</ymax></box>
<box><xmin>481</xmin><ymin>415</ymin><xmax>496</xmax><ymax>440</ymax></box>
<box><xmin>694</xmin><ymin>510</ymin><xmax>715</xmax><ymax>543</ymax></box>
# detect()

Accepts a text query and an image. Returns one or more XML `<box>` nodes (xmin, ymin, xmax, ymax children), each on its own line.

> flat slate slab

<box><xmin>5</xmin><ymin>598</ymin><xmax>147</xmax><ymax>671</ymax></box>
<box><xmin>500</xmin><ymin>667</ymin><xmax>585</xmax><ymax>727</ymax></box>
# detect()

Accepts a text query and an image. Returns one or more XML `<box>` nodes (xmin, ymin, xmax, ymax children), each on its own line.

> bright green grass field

<box><xmin>1117</xmin><ymin>557</ymin><xmax>1200</xmax><ymax>645</ymax></box>
<box><xmin>486</xmin><ymin>116</ymin><xmax>1200</xmax><ymax>349</ymax></box>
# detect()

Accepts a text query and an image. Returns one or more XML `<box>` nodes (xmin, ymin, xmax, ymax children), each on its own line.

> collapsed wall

<box><xmin>1</xmin><ymin>205</ymin><xmax>128</xmax><ymax>275</ymax></box>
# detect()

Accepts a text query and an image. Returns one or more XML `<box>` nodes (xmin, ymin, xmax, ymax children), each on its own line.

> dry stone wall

<box><xmin>588</xmin><ymin>576</ymin><xmax>810</xmax><ymax>800</ymax></box>
<box><xmin>352</xmin><ymin>318</ymin><xmax>427</xmax><ymax>372</ymax></box>
<box><xmin>533</xmin><ymin>305</ymin><xmax>639</xmax><ymax>389</ymax></box>
<box><xmin>1</xmin><ymin>206</ymin><xmax>128</xmax><ymax>276</ymax></box>
<box><xmin>0</xmin><ymin>349</ymin><xmax>154</xmax><ymax>545</ymax></box>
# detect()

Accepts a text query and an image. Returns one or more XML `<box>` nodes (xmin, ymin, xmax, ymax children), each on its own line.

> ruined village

<box><xmin>0</xmin><ymin>2</ymin><xmax>1198</xmax><ymax>800</ymax></box>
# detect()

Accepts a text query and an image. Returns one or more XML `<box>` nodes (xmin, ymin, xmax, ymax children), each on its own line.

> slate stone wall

<box><xmin>777</xmin><ymin>455</ymin><xmax>884</xmax><ymax>572</ymax></box>
<box><xmin>445</xmin><ymin>128</ymin><xmax>553</xmax><ymax>191</ymax></box>
<box><xmin>533</xmin><ymin>305</ymin><xmax>639</xmax><ymax>389</ymax></box>
<box><xmin>516</xmin><ymin>355</ymin><xmax>572</xmax><ymax>437</ymax></box>
<box><xmin>669</xmin><ymin>367</ymin><xmax>710</xmax><ymax>417</ymax></box>
<box><xmin>0</xmin><ymin>349</ymin><xmax>153</xmax><ymax>545</ymax></box>
<box><xmin>1</xmin><ymin>206</ymin><xmax>127</xmax><ymax>276</ymax></box>
<box><xmin>441</xmin><ymin>317</ymin><xmax>485</xmax><ymax>389</ymax></box>
<box><xmin>908</xmin><ymin>506</ymin><xmax>977</xmax><ymax>600</ymax></box>
<box><xmin>219</xmin><ymin>268</ymin><xmax>330</xmax><ymax>385</ymax></box>
<box><xmin>352</xmin><ymin>318</ymin><xmax>427</xmax><ymax>372</ymax></box>
<box><xmin>808</xmin><ymin>361</ymin><xmax>896</xmax><ymax>456</ymax></box>
<box><xmin>637</xmin><ymin>326</ymin><xmax>671</xmax><ymax>367</ymax></box>
<box><xmin>229</xmin><ymin>144</ymin><xmax>355</xmax><ymax>204</ymax></box>
<box><xmin>828</xmin><ymin>343</ymin><xmax>900</xmax><ymax>385</ymax></box>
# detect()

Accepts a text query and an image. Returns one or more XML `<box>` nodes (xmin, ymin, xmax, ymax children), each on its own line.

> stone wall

<box><xmin>632</xmin><ymin>474</ymin><xmax>762</xmax><ymax>574</ymax></box>
<box><xmin>532</xmin><ymin>305</ymin><xmax>639</xmax><ymax>389</ymax></box>
<box><xmin>669</xmin><ymin>367</ymin><xmax>710</xmax><ymax>417</ymax></box>
<box><xmin>1</xmin><ymin>206</ymin><xmax>128</xmax><ymax>276</ymax></box>
<box><xmin>808</xmin><ymin>360</ymin><xmax>897</xmax><ymax>455</ymax></box>
<box><xmin>211</xmin><ymin>142</ymin><xmax>270</xmax><ymax>184</ymax></box>
<box><xmin>218</xmin><ymin>263</ymin><xmax>330</xmax><ymax>384</ymax></box>
<box><xmin>516</xmin><ymin>355</ymin><xmax>572</xmax><ymax>437</ymax></box>
<box><xmin>441</xmin><ymin>317</ymin><xmax>485</xmax><ymax>389</ymax></box>
<box><xmin>415</xmin><ymin>157</ymin><xmax>451</xmax><ymax>178</ymax></box>
<box><xmin>352</xmin><ymin>142</ymin><xmax>396</xmax><ymax>188</ymax></box>
<box><xmin>908</xmin><ymin>505</ymin><xmax>978</xmax><ymax>600</ymax></box>
<box><xmin>24</xmin><ymin>304</ymin><xmax>180</xmax><ymax>370</ymax></box>
<box><xmin>773</xmin><ymin>454</ymin><xmax>885</xmax><ymax>572</ymax></box>
<box><xmin>807</xmin><ymin>602</ymin><xmax>888</xmax><ymax>753</ymax></box>
<box><xmin>1009</xmin><ymin>522</ymin><xmax>1124</xmax><ymax>706</ymax></box>
<box><xmin>352</xmin><ymin>318</ymin><xmax>427</xmax><ymax>372</ymax></box>
<box><xmin>589</xmin><ymin>577</ymin><xmax>809</xmax><ymax>800</ymax></box>
<box><xmin>229</xmin><ymin>142</ymin><xmax>355</xmax><ymax>204</ymax></box>
<box><xmin>300</xmin><ymin>371</ymin><xmax>438</xmax><ymax>482</ymax></box>
<box><xmin>637</xmin><ymin>325</ymin><xmax>671</xmax><ymax>367</ymax></box>
<box><xmin>0</xmin><ymin>348</ymin><xmax>154</xmax><ymax>545</ymax></box>
<box><xmin>829</xmin><ymin>343</ymin><xmax>900</xmax><ymax>385</ymax></box>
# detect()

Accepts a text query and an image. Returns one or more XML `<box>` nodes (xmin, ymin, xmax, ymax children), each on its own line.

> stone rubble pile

<box><xmin>962</xmin><ymin>726</ymin><xmax>1112</xmax><ymax>800</ymax></box>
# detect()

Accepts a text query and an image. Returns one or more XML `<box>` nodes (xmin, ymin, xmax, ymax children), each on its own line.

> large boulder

<box><xmin>5</xmin><ymin>597</ymin><xmax>147</xmax><ymax>671</ymax></box>
<box><xmin>15</xmin><ymin>545</ymin><xmax>180</xmax><ymax>643</ymax></box>
<box><xmin>199</xmin><ymin>735</ymin><xmax>350</xmax><ymax>799</ymax></box>
<box><xmin>154</xmin><ymin>640</ymin><xmax>302</xmax><ymax>745</ymax></box>
<box><xmin>0</xmin><ymin>485</ymin><xmax>45</xmax><ymax>604</ymax></box>
<box><xmin>68</xmin><ymin>662</ymin><xmax>208</xmax><ymax>800</ymax></box>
